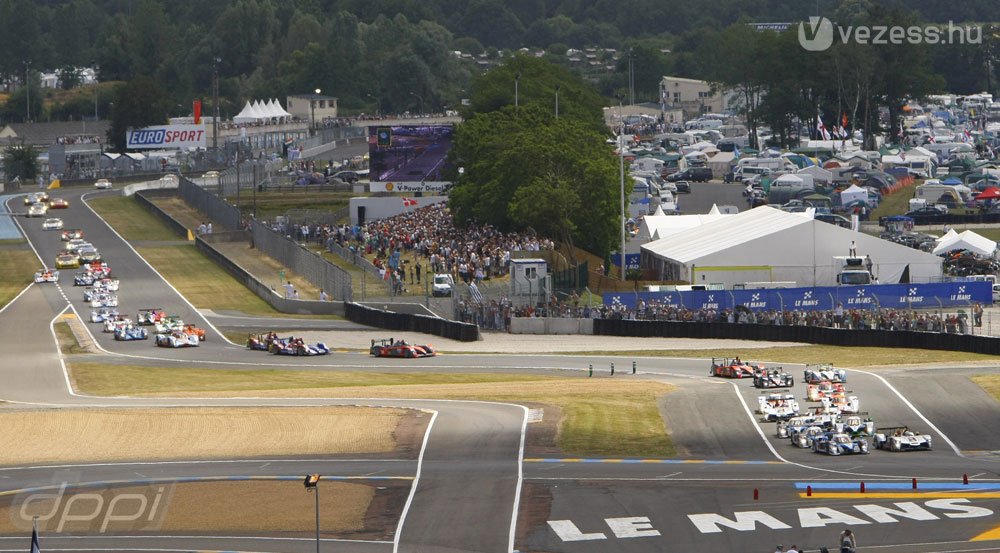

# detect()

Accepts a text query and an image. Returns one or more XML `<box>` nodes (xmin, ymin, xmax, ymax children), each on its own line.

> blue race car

<box><xmin>90</xmin><ymin>307</ymin><xmax>120</xmax><ymax>323</ymax></box>
<box><xmin>271</xmin><ymin>338</ymin><xmax>330</xmax><ymax>356</ymax></box>
<box><xmin>812</xmin><ymin>432</ymin><xmax>869</xmax><ymax>455</ymax></box>
<box><xmin>114</xmin><ymin>325</ymin><xmax>149</xmax><ymax>341</ymax></box>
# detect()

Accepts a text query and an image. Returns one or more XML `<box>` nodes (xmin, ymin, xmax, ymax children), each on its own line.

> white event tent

<box><xmin>932</xmin><ymin>230</ymin><xmax>997</xmax><ymax>257</ymax></box>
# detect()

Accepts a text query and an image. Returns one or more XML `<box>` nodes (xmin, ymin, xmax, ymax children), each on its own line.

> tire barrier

<box><xmin>345</xmin><ymin>302</ymin><xmax>480</xmax><ymax>342</ymax></box>
<box><xmin>593</xmin><ymin>319</ymin><xmax>1000</xmax><ymax>354</ymax></box>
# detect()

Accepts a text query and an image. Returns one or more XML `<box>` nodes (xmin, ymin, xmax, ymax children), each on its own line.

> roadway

<box><xmin>2</xmin><ymin>186</ymin><xmax>1000</xmax><ymax>552</ymax></box>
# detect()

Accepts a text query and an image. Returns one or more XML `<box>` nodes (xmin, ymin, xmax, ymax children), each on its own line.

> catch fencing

<box><xmin>250</xmin><ymin>220</ymin><xmax>353</xmax><ymax>301</ymax></box>
<box><xmin>178</xmin><ymin>176</ymin><xmax>241</xmax><ymax>230</ymax></box>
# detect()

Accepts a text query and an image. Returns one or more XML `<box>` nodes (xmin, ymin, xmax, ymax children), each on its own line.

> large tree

<box><xmin>3</xmin><ymin>144</ymin><xmax>40</xmax><ymax>183</ymax></box>
<box><xmin>106</xmin><ymin>76</ymin><xmax>171</xmax><ymax>152</ymax></box>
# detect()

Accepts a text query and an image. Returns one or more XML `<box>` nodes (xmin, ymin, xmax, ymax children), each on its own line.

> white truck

<box><xmin>833</xmin><ymin>256</ymin><xmax>871</xmax><ymax>286</ymax></box>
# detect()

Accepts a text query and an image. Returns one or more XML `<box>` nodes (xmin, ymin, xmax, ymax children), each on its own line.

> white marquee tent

<box><xmin>641</xmin><ymin>205</ymin><xmax>943</xmax><ymax>287</ymax></box>
<box><xmin>233</xmin><ymin>98</ymin><xmax>292</xmax><ymax>123</ymax></box>
<box><xmin>932</xmin><ymin>230</ymin><xmax>997</xmax><ymax>257</ymax></box>
<box><xmin>839</xmin><ymin>184</ymin><xmax>869</xmax><ymax>206</ymax></box>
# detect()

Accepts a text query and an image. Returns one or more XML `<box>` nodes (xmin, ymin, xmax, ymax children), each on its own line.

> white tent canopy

<box><xmin>797</xmin><ymin>165</ymin><xmax>833</xmax><ymax>184</ymax></box>
<box><xmin>641</xmin><ymin>206</ymin><xmax>943</xmax><ymax>287</ymax></box>
<box><xmin>774</xmin><ymin>174</ymin><xmax>803</xmax><ymax>185</ymax></box>
<box><xmin>840</xmin><ymin>184</ymin><xmax>868</xmax><ymax>206</ymax></box>
<box><xmin>233</xmin><ymin>98</ymin><xmax>292</xmax><ymax>123</ymax></box>
<box><xmin>932</xmin><ymin>230</ymin><xmax>997</xmax><ymax>257</ymax></box>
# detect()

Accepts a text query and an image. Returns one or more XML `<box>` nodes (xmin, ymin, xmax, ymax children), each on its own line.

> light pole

<box><xmin>93</xmin><ymin>61</ymin><xmax>99</xmax><ymax>121</ymax></box>
<box><xmin>555</xmin><ymin>84</ymin><xmax>560</xmax><ymax>119</ymax></box>
<box><xmin>515</xmin><ymin>72</ymin><xmax>521</xmax><ymax>111</ymax></box>
<box><xmin>212</xmin><ymin>57</ymin><xmax>220</xmax><ymax>152</ymax></box>
<box><xmin>311</xmin><ymin>88</ymin><xmax>321</xmax><ymax>135</ymax></box>
<box><xmin>618</xmin><ymin>97</ymin><xmax>626</xmax><ymax>282</ymax></box>
<box><xmin>409</xmin><ymin>91</ymin><xmax>423</xmax><ymax>115</ymax></box>
<box><xmin>304</xmin><ymin>474</ymin><xmax>321</xmax><ymax>553</ymax></box>
<box><xmin>24</xmin><ymin>60</ymin><xmax>30</xmax><ymax>123</ymax></box>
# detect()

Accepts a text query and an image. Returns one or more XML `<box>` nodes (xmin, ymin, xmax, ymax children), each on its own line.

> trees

<box><xmin>106</xmin><ymin>77</ymin><xmax>171</xmax><ymax>152</ymax></box>
<box><xmin>449</xmin><ymin>56</ymin><xmax>623</xmax><ymax>257</ymax></box>
<box><xmin>3</xmin><ymin>145</ymin><xmax>40</xmax><ymax>183</ymax></box>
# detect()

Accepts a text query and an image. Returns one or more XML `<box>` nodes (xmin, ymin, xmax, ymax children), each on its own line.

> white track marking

<box><xmin>509</xmin><ymin>404</ymin><xmax>528</xmax><ymax>553</ymax></box>
<box><xmin>854</xmin><ymin>368</ymin><xmax>963</xmax><ymax>457</ymax></box>
<box><xmin>393</xmin><ymin>409</ymin><xmax>437</xmax><ymax>553</ymax></box>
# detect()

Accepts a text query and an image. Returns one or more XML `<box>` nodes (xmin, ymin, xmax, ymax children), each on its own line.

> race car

<box><xmin>777</xmin><ymin>413</ymin><xmax>837</xmax><ymax>439</ymax></box>
<box><xmin>806</xmin><ymin>380</ymin><xmax>846</xmax><ymax>402</ymax></box>
<box><xmin>271</xmin><ymin>338</ymin><xmax>330</xmax><ymax>356</ymax></box>
<box><xmin>103</xmin><ymin>315</ymin><xmax>132</xmax><ymax>333</ymax></box>
<box><xmin>33</xmin><ymin>269</ymin><xmax>60</xmax><ymax>283</ymax></box>
<box><xmin>803</xmin><ymin>363</ymin><xmax>847</xmax><ymax>384</ymax></box>
<box><xmin>61</xmin><ymin>229</ymin><xmax>84</xmax><ymax>241</ymax></box>
<box><xmin>370</xmin><ymin>338</ymin><xmax>436</xmax><ymax>358</ymax></box>
<box><xmin>27</xmin><ymin>203</ymin><xmax>47</xmax><ymax>217</ymax></box>
<box><xmin>154</xmin><ymin>315</ymin><xmax>185</xmax><ymax>334</ymax></box>
<box><xmin>247</xmin><ymin>332</ymin><xmax>286</xmax><ymax>351</ymax></box>
<box><xmin>137</xmin><ymin>308</ymin><xmax>167</xmax><ymax>326</ymax></box>
<box><xmin>182</xmin><ymin>323</ymin><xmax>206</xmax><ymax>341</ymax></box>
<box><xmin>792</xmin><ymin>425</ymin><xmax>831</xmax><ymax>449</ymax></box>
<box><xmin>820</xmin><ymin>394</ymin><xmax>861</xmax><ymax>415</ymax></box>
<box><xmin>836</xmin><ymin>414</ymin><xmax>875</xmax><ymax>438</ymax></box>
<box><xmin>114</xmin><ymin>325</ymin><xmax>149</xmax><ymax>341</ymax></box>
<box><xmin>154</xmin><ymin>330</ymin><xmax>200</xmax><ymax>348</ymax></box>
<box><xmin>90</xmin><ymin>307</ymin><xmax>120</xmax><ymax>323</ymax></box>
<box><xmin>93</xmin><ymin>278</ymin><xmax>120</xmax><ymax>292</ymax></box>
<box><xmin>873</xmin><ymin>427</ymin><xmax>933</xmax><ymax>452</ymax></box>
<box><xmin>94</xmin><ymin>178</ymin><xmax>113</xmax><ymax>189</ymax></box>
<box><xmin>88</xmin><ymin>292</ymin><xmax>118</xmax><ymax>308</ymax></box>
<box><xmin>812</xmin><ymin>432</ymin><xmax>869</xmax><ymax>455</ymax></box>
<box><xmin>78</xmin><ymin>247</ymin><xmax>101</xmax><ymax>263</ymax></box>
<box><xmin>48</xmin><ymin>197</ymin><xmax>69</xmax><ymax>209</ymax></box>
<box><xmin>74</xmin><ymin>271</ymin><xmax>98</xmax><ymax>286</ymax></box>
<box><xmin>42</xmin><ymin>218</ymin><xmax>64</xmax><ymax>230</ymax></box>
<box><xmin>64</xmin><ymin>239</ymin><xmax>92</xmax><ymax>253</ymax></box>
<box><xmin>55</xmin><ymin>253</ymin><xmax>81</xmax><ymax>269</ymax></box>
<box><xmin>83</xmin><ymin>261</ymin><xmax>111</xmax><ymax>278</ymax></box>
<box><xmin>24</xmin><ymin>192</ymin><xmax>41</xmax><ymax>205</ymax></box>
<box><xmin>757</xmin><ymin>392</ymin><xmax>800</xmax><ymax>422</ymax></box>
<box><xmin>753</xmin><ymin>367</ymin><xmax>794</xmax><ymax>388</ymax></box>
<box><xmin>709</xmin><ymin>357</ymin><xmax>755</xmax><ymax>378</ymax></box>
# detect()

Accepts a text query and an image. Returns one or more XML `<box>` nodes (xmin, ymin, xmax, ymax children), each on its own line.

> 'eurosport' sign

<box><xmin>604</xmin><ymin>281</ymin><xmax>992</xmax><ymax>311</ymax></box>
<box><xmin>126</xmin><ymin>125</ymin><xmax>207</xmax><ymax>149</ymax></box>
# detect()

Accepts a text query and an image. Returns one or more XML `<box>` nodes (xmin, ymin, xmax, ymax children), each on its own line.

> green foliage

<box><xmin>3</xmin><ymin>145</ymin><xmax>40</xmax><ymax>182</ymax></box>
<box><xmin>107</xmin><ymin>77</ymin><xmax>171</xmax><ymax>152</ymax></box>
<box><xmin>450</xmin><ymin>58</ymin><xmax>624</xmax><ymax>257</ymax></box>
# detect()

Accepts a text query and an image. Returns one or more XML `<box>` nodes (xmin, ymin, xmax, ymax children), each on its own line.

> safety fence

<box><xmin>345</xmin><ymin>302</ymin><xmax>480</xmax><ymax>342</ymax></box>
<box><xmin>250</xmin><ymin>220</ymin><xmax>353</xmax><ymax>301</ymax></box>
<box><xmin>594</xmin><ymin>319</ymin><xmax>1000</xmax><ymax>354</ymax></box>
<box><xmin>132</xmin><ymin>189</ymin><xmax>188</xmax><ymax>238</ymax></box>
<box><xmin>178</xmin><ymin>176</ymin><xmax>241</xmax><ymax>230</ymax></box>
<box><xmin>196</xmin><ymin>235</ymin><xmax>345</xmax><ymax>316</ymax></box>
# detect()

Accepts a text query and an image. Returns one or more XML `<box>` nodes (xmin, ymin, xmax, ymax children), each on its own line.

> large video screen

<box><xmin>368</xmin><ymin>125</ymin><xmax>454</xmax><ymax>192</ymax></box>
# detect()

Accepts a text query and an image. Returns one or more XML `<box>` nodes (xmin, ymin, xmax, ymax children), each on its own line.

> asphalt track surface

<box><xmin>3</xmin><ymin>187</ymin><xmax>1000</xmax><ymax>552</ymax></box>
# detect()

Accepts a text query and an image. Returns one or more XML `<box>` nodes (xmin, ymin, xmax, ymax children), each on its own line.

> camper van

<box><xmin>914</xmin><ymin>183</ymin><xmax>973</xmax><ymax>207</ymax></box>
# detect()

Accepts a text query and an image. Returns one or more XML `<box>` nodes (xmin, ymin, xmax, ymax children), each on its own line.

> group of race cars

<box><xmin>243</xmin><ymin>334</ymin><xmax>437</xmax><ymax>358</ymax></box>
<box><xmin>710</xmin><ymin>358</ymin><xmax>933</xmax><ymax>455</ymax></box>
<box><xmin>30</xmin><ymin>203</ymin><xmax>206</xmax><ymax>348</ymax></box>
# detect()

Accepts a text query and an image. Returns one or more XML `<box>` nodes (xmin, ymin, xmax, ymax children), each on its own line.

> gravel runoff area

<box><xmin>257</xmin><ymin>329</ymin><xmax>802</xmax><ymax>353</ymax></box>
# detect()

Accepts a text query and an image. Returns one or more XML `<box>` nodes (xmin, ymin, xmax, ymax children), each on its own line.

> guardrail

<box><xmin>345</xmin><ymin>302</ymin><xmax>480</xmax><ymax>342</ymax></box>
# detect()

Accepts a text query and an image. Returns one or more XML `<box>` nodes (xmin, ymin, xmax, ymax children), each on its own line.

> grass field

<box><xmin>53</xmin><ymin>321</ymin><xmax>88</xmax><ymax>354</ymax></box>
<box><xmin>225</xmin><ymin>190</ymin><xmax>352</xmax><ymax>222</ymax></box>
<box><xmin>135</xmin><ymin>245</ymin><xmax>287</xmax><ymax>316</ymax></box>
<box><xmin>87</xmin><ymin>196</ymin><xmax>181</xmax><ymax>241</ymax></box>
<box><xmin>870</xmin><ymin>179</ymin><xmax>921</xmax><ymax>220</ymax></box>
<box><xmin>0</xmin><ymin>247</ymin><xmax>37</xmax><ymax>307</ymax></box>
<box><xmin>70</xmin><ymin>363</ymin><xmax>676</xmax><ymax>457</ymax></box>
<box><xmin>971</xmin><ymin>375</ymin><xmax>1000</xmax><ymax>403</ymax></box>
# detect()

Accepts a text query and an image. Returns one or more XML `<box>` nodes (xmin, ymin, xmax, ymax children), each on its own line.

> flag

<box><xmin>964</xmin><ymin>129</ymin><xmax>972</xmax><ymax>143</ymax></box>
<box><xmin>733</xmin><ymin>145</ymin><xmax>741</xmax><ymax>158</ymax></box>
<box><xmin>841</xmin><ymin>112</ymin><xmax>849</xmax><ymax>129</ymax></box>
<box><xmin>31</xmin><ymin>524</ymin><xmax>40</xmax><ymax>553</ymax></box>
<box><xmin>928</xmin><ymin>134</ymin><xmax>936</xmax><ymax>144</ymax></box>
<box><xmin>469</xmin><ymin>282</ymin><xmax>484</xmax><ymax>304</ymax></box>
<box><xmin>402</xmin><ymin>197</ymin><xmax>417</xmax><ymax>207</ymax></box>
<box><xmin>816</xmin><ymin>114</ymin><xmax>830</xmax><ymax>140</ymax></box>
<box><xmin>897</xmin><ymin>121</ymin><xmax>905</xmax><ymax>139</ymax></box>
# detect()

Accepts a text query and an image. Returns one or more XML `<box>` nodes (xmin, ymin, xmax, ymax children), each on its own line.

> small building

<box><xmin>286</xmin><ymin>94</ymin><xmax>338</xmax><ymax>122</ymax></box>
<box><xmin>659</xmin><ymin>76</ymin><xmax>733</xmax><ymax>118</ymax></box>
<box><xmin>510</xmin><ymin>258</ymin><xmax>549</xmax><ymax>298</ymax></box>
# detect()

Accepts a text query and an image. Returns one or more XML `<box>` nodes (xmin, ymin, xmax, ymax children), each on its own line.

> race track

<box><xmin>3</xmin><ymin>187</ymin><xmax>1000</xmax><ymax>553</ymax></box>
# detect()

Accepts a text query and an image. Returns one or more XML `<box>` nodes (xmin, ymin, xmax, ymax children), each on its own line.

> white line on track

<box><xmin>509</xmin><ymin>404</ymin><xmax>528</xmax><ymax>553</ymax></box>
<box><xmin>0</xmin><ymin>535</ymin><xmax>392</xmax><ymax>543</ymax></box>
<box><xmin>0</xmin><ymin>458</ymin><xmax>413</xmax><ymax>472</ymax></box>
<box><xmin>392</xmin><ymin>409</ymin><xmax>436</xmax><ymax>553</ymax></box>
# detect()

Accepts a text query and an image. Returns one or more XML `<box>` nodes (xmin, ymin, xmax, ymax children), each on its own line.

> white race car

<box><xmin>804</xmin><ymin>363</ymin><xmax>847</xmax><ymax>384</ymax></box>
<box><xmin>42</xmin><ymin>218</ymin><xmax>64</xmax><ymax>230</ymax></box>
<box><xmin>33</xmin><ymin>269</ymin><xmax>60</xmax><ymax>283</ymax></box>
<box><xmin>836</xmin><ymin>415</ymin><xmax>875</xmax><ymax>437</ymax></box>
<box><xmin>94</xmin><ymin>178</ymin><xmax>113</xmax><ymax>189</ymax></box>
<box><xmin>874</xmin><ymin>427</ymin><xmax>932</xmax><ymax>452</ymax></box>
<box><xmin>155</xmin><ymin>330</ymin><xmax>199</xmax><ymax>348</ymax></box>
<box><xmin>777</xmin><ymin>413</ymin><xmax>838</xmax><ymax>439</ymax></box>
<box><xmin>820</xmin><ymin>394</ymin><xmax>861</xmax><ymax>415</ymax></box>
<box><xmin>757</xmin><ymin>392</ymin><xmax>800</xmax><ymax>422</ymax></box>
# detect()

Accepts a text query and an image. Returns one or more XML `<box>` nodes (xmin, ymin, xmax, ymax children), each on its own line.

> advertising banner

<box><xmin>368</xmin><ymin>181</ymin><xmax>452</xmax><ymax>193</ymax></box>
<box><xmin>126</xmin><ymin>124</ymin><xmax>207</xmax><ymax>149</ymax></box>
<box><xmin>603</xmin><ymin>281</ymin><xmax>991</xmax><ymax>311</ymax></box>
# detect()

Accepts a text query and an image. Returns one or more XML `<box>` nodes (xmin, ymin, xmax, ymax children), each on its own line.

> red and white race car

<box><xmin>709</xmin><ymin>357</ymin><xmax>755</xmax><ymax>378</ymax></box>
<box><xmin>370</xmin><ymin>338</ymin><xmax>436</xmax><ymax>358</ymax></box>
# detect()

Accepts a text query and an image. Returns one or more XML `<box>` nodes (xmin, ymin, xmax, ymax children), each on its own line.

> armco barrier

<box><xmin>179</xmin><ymin>176</ymin><xmax>241</xmax><ymax>230</ymax></box>
<box><xmin>345</xmin><ymin>302</ymin><xmax>480</xmax><ymax>342</ymax></box>
<box><xmin>592</xmin><ymin>319</ymin><xmax>1000</xmax><ymax>354</ymax></box>
<box><xmin>133</xmin><ymin>190</ymin><xmax>190</xmax><ymax>238</ymax></box>
<box><xmin>196</xmin><ymin>236</ymin><xmax>344</xmax><ymax>317</ymax></box>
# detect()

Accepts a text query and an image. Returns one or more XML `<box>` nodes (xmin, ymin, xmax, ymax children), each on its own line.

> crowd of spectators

<box><xmin>56</xmin><ymin>134</ymin><xmax>101</xmax><ymax>145</ymax></box>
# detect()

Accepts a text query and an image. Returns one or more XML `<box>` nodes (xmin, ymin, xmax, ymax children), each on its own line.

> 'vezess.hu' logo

<box><xmin>798</xmin><ymin>16</ymin><xmax>835</xmax><ymax>51</ymax></box>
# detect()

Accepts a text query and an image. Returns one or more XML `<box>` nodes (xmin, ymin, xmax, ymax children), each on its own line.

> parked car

<box><xmin>904</xmin><ymin>206</ymin><xmax>949</xmax><ymax>223</ymax></box>
<box><xmin>667</xmin><ymin>167</ymin><xmax>713</xmax><ymax>182</ymax></box>
<box><xmin>674</xmin><ymin>180</ymin><xmax>691</xmax><ymax>193</ymax></box>
<box><xmin>330</xmin><ymin>171</ymin><xmax>360</xmax><ymax>184</ymax></box>
<box><xmin>432</xmin><ymin>274</ymin><xmax>454</xmax><ymax>297</ymax></box>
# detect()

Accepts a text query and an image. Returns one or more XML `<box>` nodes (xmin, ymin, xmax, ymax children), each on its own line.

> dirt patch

<box><xmin>149</xmin><ymin>197</ymin><xmax>207</xmax><ymax>230</ymax></box>
<box><xmin>515</xmin><ymin>482</ymin><xmax>554</xmax><ymax>550</ymax></box>
<box><xmin>0</xmin><ymin>480</ymin><xmax>401</xmax><ymax>537</ymax></box>
<box><xmin>212</xmin><ymin>241</ymin><xmax>322</xmax><ymax>299</ymax></box>
<box><xmin>0</xmin><ymin>407</ymin><xmax>413</xmax><ymax>466</ymax></box>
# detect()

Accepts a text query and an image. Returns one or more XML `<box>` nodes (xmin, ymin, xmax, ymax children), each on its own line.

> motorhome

<box><xmin>914</xmin><ymin>183</ymin><xmax>973</xmax><ymax>207</ymax></box>
<box><xmin>737</xmin><ymin>157</ymin><xmax>796</xmax><ymax>173</ymax></box>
